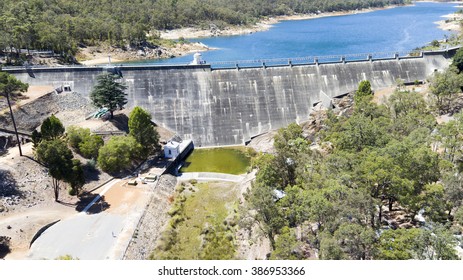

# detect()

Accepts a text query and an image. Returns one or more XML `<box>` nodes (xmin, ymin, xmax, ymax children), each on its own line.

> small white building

<box><xmin>164</xmin><ymin>141</ymin><xmax>180</xmax><ymax>159</ymax></box>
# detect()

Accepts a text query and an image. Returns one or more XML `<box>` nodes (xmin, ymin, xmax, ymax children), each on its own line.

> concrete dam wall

<box><xmin>6</xmin><ymin>50</ymin><xmax>452</xmax><ymax>147</ymax></box>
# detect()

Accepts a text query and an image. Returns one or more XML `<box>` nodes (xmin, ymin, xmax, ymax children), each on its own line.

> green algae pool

<box><xmin>180</xmin><ymin>147</ymin><xmax>252</xmax><ymax>175</ymax></box>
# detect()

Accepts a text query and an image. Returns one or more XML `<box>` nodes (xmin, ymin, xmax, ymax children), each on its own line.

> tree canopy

<box><xmin>40</xmin><ymin>114</ymin><xmax>65</xmax><ymax>140</ymax></box>
<box><xmin>36</xmin><ymin>139</ymin><xmax>74</xmax><ymax>201</ymax></box>
<box><xmin>67</xmin><ymin>126</ymin><xmax>104</xmax><ymax>159</ymax></box>
<box><xmin>35</xmin><ymin>116</ymin><xmax>86</xmax><ymax>200</ymax></box>
<box><xmin>97</xmin><ymin>136</ymin><xmax>142</xmax><ymax>174</ymax></box>
<box><xmin>90</xmin><ymin>74</ymin><xmax>127</xmax><ymax>119</ymax></box>
<box><xmin>128</xmin><ymin>106</ymin><xmax>161</xmax><ymax>156</ymax></box>
<box><xmin>0</xmin><ymin>71</ymin><xmax>29</xmax><ymax>98</ymax></box>
<box><xmin>243</xmin><ymin>80</ymin><xmax>461</xmax><ymax>260</ymax></box>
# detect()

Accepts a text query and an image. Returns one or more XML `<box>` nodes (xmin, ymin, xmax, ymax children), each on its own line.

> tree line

<box><xmin>0</xmin><ymin>0</ymin><xmax>407</xmax><ymax>64</ymax></box>
<box><xmin>243</xmin><ymin>72</ymin><xmax>463</xmax><ymax>259</ymax></box>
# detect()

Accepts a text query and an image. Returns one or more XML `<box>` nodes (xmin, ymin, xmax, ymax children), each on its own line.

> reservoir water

<box><xmin>137</xmin><ymin>2</ymin><xmax>459</xmax><ymax>66</ymax></box>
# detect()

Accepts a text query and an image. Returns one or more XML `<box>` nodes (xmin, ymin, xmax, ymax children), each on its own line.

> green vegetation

<box><xmin>243</xmin><ymin>79</ymin><xmax>463</xmax><ymax>260</ymax></box>
<box><xmin>32</xmin><ymin>115</ymin><xmax>86</xmax><ymax>199</ymax></box>
<box><xmin>34</xmin><ymin>107</ymin><xmax>161</xmax><ymax>196</ymax></box>
<box><xmin>180</xmin><ymin>147</ymin><xmax>252</xmax><ymax>175</ymax></box>
<box><xmin>354</xmin><ymin>80</ymin><xmax>373</xmax><ymax>103</ymax></box>
<box><xmin>39</xmin><ymin>114</ymin><xmax>65</xmax><ymax>140</ymax></box>
<box><xmin>32</xmin><ymin>114</ymin><xmax>66</xmax><ymax>150</ymax></box>
<box><xmin>36</xmin><ymin>139</ymin><xmax>79</xmax><ymax>201</ymax></box>
<box><xmin>429</xmin><ymin>66</ymin><xmax>463</xmax><ymax>114</ymax></box>
<box><xmin>0</xmin><ymin>71</ymin><xmax>28</xmax><ymax>100</ymax></box>
<box><xmin>452</xmin><ymin>47</ymin><xmax>463</xmax><ymax>73</ymax></box>
<box><xmin>0</xmin><ymin>0</ymin><xmax>407</xmax><ymax>64</ymax></box>
<box><xmin>128</xmin><ymin>106</ymin><xmax>161</xmax><ymax>156</ymax></box>
<box><xmin>97</xmin><ymin>136</ymin><xmax>142</xmax><ymax>174</ymax></box>
<box><xmin>55</xmin><ymin>255</ymin><xmax>79</xmax><ymax>260</ymax></box>
<box><xmin>90</xmin><ymin>74</ymin><xmax>127</xmax><ymax>119</ymax></box>
<box><xmin>67</xmin><ymin>126</ymin><xmax>104</xmax><ymax>159</ymax></box>
<box><xmin>152</xmin><ymin>181</ymin><xmax>239</xmax><ymax>260</ymax></box>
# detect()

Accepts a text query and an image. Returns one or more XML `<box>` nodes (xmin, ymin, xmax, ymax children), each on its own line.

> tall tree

<box><xmin>128</xmin><ymin>106</ymin><xmax>161</xmax><ymax>155</ymax></box>
<box><xmin>40</xmin><ymin>114</ymin><xmax>65</xmax><ymax>140</ymax></box>
<box><xmin>90</xmin><ymin>74</ymin><xmax>127</xmax><ymax>119</ymax></box>
<box><xmin>354</xmin><ymin>80</ymin><xmax>373</xmax><ymax>103</ymax></box>
<box><xmin>35</xmin><ymin>139</ymin><xmax>74</xmax><ymax>201</ymax></box>
<box><xmin>0</xmin><ymin>71</ymin><xmax>29</xmax><ymax>156</ymax></box>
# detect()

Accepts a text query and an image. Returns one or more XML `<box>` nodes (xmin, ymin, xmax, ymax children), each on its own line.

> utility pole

<box><xmin>6</xmin><ymin>92</ymin><xmax>22</xmax><ymax>156</ymax></box>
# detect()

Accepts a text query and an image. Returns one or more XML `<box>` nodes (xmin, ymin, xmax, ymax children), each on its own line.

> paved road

<box><xmin>28</xmin><ymin>212</ymin><xmax>125</xmax><ymax>260</ymax></box>
<box><xmin>27</xmin><ymin>179</ymin><xmax>152</xmax><ymax>260</ymax></box>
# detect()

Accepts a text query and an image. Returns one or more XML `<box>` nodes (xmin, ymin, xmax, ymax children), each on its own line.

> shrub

<box><xmin>79</xmin><ymin>134</ymin><xmax>104</xmax><ymax>159</ymax></box>
<box><xmin>97</xmin><ymin>136</ymin><xmax>143</xmax><ymax>174</ymax></box>
<box><xmin>67</xmin><ymin>126</ymin><xmax>104</xmax><ymax>159</ymax></box>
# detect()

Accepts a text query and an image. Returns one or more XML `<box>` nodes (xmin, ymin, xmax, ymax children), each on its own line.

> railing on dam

<box><xmin>2</xmin><ymin>46</ymin><xmax>460</xmax><ymax>72</ymax></box>
<box><xmin>210</xmin><ymin>50</ymin><xmax>415</xmax><ymax>68</ymax></box>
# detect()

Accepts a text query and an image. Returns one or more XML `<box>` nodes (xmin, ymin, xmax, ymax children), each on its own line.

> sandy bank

<box><xmin>77</xmin><ymin>42</ymin><xmax>211</xmax><ymax>65</ymax></box>
<box><xmin>435</xmin><ymin>12</ymin><xmax>463</xmax><ymax>32</ymax></box>
<box><xmin>80</xmin><ymin>57</ymin><xmax>123</xmax><ymax>66</ymax></box>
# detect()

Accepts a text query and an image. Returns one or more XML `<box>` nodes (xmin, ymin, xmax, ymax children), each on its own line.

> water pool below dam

<box><xmin>5</xmin><ymin>49</ymin><xmax>455</xmax><ymax>147</ymax></box>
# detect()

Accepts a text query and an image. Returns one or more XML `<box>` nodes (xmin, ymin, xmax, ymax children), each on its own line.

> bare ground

<box><xmin>0</xmin><ymin>142</ymin><xmax>113</xmax><ymax>259</ymax></box>
<box><xmin>247</xmin><ymin>132</ymin><xmax>277</xmax><ymax>154</ymax></box>
<box><xmin>77</xmin><ymin>42</ymin><xmax>211</xmax><ymax>65</ymax></box>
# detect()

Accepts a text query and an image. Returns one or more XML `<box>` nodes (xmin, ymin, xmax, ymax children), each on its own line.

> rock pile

<box><xmin>302</xmin><ymin>92</ymin><xmax>355</xmax><ymax>143</ymax></box>
<box><xmin>0</xmin><ymin>91</ymin><xmax>95</xmax><ymax>132</ymax></box>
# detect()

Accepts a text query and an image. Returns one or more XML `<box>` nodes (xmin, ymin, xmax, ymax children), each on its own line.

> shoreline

<box><xmin>77</xmin><ymin>42</ymin><xmax>211</xmax><ymax>66</ymax></box>
<box><xmin>160</xmin><ymin>5</ymin><xmax>403</xmax><ymax>40</ymax></box>
<box><xmin>434</xmin><ymin>8</ymin><xmax>463</xmax><ymax>32</ymax></box>
<box><xmin>78</xmin><ymin>2</ymin><xmax>461</xmax><ymax>65</ymax></box>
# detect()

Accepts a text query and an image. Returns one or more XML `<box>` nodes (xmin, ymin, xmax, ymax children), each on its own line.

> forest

<box><xmin>241</xmin><ymin>53</ymin><xmax>463</xmax><ymax>259</ymax></box>
<box><xmin>0</xmin><ymin>0</ymin><xmax>407</xmax><ymax>62</ymax></box>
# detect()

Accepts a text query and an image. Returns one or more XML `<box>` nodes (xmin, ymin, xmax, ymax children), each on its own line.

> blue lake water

<box><xmin>133</xmin><ymin>2</ymin><xmax>459</xmax><ymax>66</ymax></box>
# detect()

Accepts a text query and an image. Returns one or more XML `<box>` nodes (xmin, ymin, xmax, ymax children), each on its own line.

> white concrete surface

<box><xmin>177</xmin><ymin>172</ymin><xmax>245</xmax><ymax>183</ymax></box>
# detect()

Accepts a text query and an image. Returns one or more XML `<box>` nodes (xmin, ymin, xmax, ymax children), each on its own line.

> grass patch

<box><xmin>151</xmin><ymin>181</ymin><xmax>240</xmax><ymax>260</ymax></box>
<box><xmin>180</xmin><ymin>146</ymin><xmax>254</xmax><ymax>175</ymax></box>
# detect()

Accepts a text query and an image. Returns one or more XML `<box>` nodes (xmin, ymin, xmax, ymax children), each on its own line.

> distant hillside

<box><xmin>0</xmin><ymin>0</ymin><xmax>408</xmax><ymax>63</ymax></box>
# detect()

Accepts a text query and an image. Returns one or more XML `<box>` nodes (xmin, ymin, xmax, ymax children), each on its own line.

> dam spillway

<box><xmin>5</xmin><ymin>50</ymin><xmax>453</xmax><ymax>147</ymax></box>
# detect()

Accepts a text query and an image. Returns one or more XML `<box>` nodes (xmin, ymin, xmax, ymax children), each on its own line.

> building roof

<box><xmin>165</xmin><ymin>141</ymin><xmax>180</xmax><ymax>149</ymax></box>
